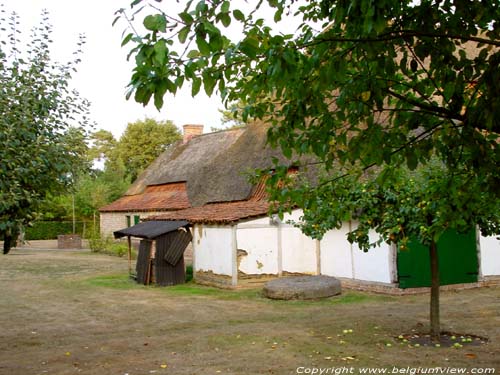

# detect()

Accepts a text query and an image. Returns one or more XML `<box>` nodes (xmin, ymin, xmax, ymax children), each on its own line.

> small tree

<box><xmin>0</xmin><ymin>10</ymin><xmax>91</xmax><ymax>253</ymax></box>
<box><xmin>274</xmin><ymin>161</ymin><xmax>499</xmax><ymax>339</ymax></box>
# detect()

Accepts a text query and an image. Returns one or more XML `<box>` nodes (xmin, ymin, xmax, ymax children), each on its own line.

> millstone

<box><xmin>263</xmin><ymin>275</ymin><xmax>342</xmax><ymax>300</ymax></box>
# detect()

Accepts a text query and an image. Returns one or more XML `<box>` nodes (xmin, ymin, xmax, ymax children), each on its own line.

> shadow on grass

<box><xmin>82</xmin><ymin>273</ymin><xmax>394</xmax><ymax>306</ymax></box>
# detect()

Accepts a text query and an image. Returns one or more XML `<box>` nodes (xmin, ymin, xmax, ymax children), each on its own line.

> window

<box><xmin>126</xmin><ymin>215</ymin><xmax>131</xmax><ymax>227</ymax></box>
<box><xmin>134</xmin><ymin>215</ymin><xmax>140</xmax><ymax>225</ymax></box>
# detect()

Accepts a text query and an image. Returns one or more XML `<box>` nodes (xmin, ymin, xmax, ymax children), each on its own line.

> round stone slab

<box><xmin>263</xmin><ymin>275</ymin><xmax>342</xmax><ymax>300</ymax></box>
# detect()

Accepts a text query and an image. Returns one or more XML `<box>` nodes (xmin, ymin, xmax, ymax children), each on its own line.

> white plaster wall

<box><xmin>320</xmin><ymin>223</ymin><xmax>354</xmax><ymax>278</ymax></box>
<box><xmin>239</xmin><ymin>216</ymin><xmax>273</xmax><ymax>226</ymax></box>
<box><xmin>479</xmin><ymin>234</ymin><xmax>500</xmax><ymax>276</ymax></box>
<box><xmin>282</xmin><ymin>210</ymin><xmax>304</xmax><ymax>223</ymax></box>
<box><xmin>351</xmin><ymin>228</ymin><xmax>392</xmax><ymax>283</ymax></box>
<box><xmin>236</xmin><ymin>225</ymin><xmax>279</xmax><ymax>275</ymax></box>
<box><xmin>281</xmin><ymin>226</ymin><xmax>317</xmax><ymax>274</ymax></box>
<box><xmin>193</xmin><ymin>225</ymin><xmax>234</xmax><ymax>276</ymax></box>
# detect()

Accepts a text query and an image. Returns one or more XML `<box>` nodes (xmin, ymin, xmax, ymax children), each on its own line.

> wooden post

<box><xmin>429</xmin><ymin>239</ymin><xmax>440</xmax><ymax>341</ymax></box>
<box><xmin>127</xmin><ymin>236</ymin><xmax>132</xmax><ymax>275</ymax></box>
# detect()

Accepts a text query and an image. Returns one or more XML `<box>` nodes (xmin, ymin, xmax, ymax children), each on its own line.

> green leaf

<box><xmin>121</xmin><ymin>33</ymin><xmax>134</xmax><ymax>47</ymax></box>
<box><xmin>220</xmin><ymin>13</ymin><xmax>231</xmax><ymax>27</ymax></box>
<box><xmin>233</xmin><ymin>9</ymin><xmax>245</xmax><ymax>22</ymax></box>
<box><xmin>239</xmin><ymin>36</ymin><xmax>259</xmax><ymax>58</ymax></box>
<box><xmin>191</xmin><ymin>77</ymin><xmax>202</xmax><ymax>96</ymax></box>
<box><xmin>443</xmin><ymin>82</ymin><xmax>455</xmax><ymax>102</ymax></box>
<box><xmin>274</xmin><ymin>9</ymin><xmax>283</xmax><ymax>23</ymax></box>
<box><xmin>196</xmin><ymin>36</ymin><xmax>211</xmax><ymax>56</ymax></box>
<box><xmin>221</xmin><ymin>1</ymin><xmax>230</xmax><ymax>13</ymax></box>
<box><xmin>153</xmin><ymin>40</ymin><xmax>168</xmax><ymax>66</ymax></box>
<box><xmin>186</xmin><ymin>50</ymin><xmax>201</xmax><ymax>59</ymax></box>
<box><xmin>143</xmin><ymin>14</ymin><xmax>167</xmax><ymax>32</ymax></box>
<box><xmin>179</xmin><ymin>11</ymin><xmax>194</xmax><ymax>25</ymax></box>
<box><xmin>154</xmin><ymin>82</ymin><xmax>167</xmax><ymax>110</ymax></box>
<box><xmin>406</xmin><ymin>150</ymin><xmax>418</xmax><ymax>170</ymax></box>
<box><xmin>203</xmin><ymin>72</ymin><xmax>216</xmax><ymax>96</ymax></box>
<box><xmin>178</xmin><ymin>26</ymin><xmax>190</xmax><ymax>44</ymax></box>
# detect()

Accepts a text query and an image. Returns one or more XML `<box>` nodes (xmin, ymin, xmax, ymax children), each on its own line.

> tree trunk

<box><xmin>3</xmin><ymin>235</ymin><xmax>12</xmax><ymax>255</ymax></box>
<box><xmin>429</xmin><ymin>239</ymin><xmax>440</xmax><ymax>340</ymax></box>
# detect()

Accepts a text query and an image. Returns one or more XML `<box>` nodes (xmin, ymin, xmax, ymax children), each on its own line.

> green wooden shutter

<box><xmin>397</xmin><ymin>228</ymin><xmax>478</xmax><ymax>288</ymax></box>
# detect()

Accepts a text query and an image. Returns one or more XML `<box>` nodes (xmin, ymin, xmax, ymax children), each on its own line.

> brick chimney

<box><xmin>182</xmin><ymin>124</ymin><xmax>204</xmax><ymax>143</ymax></box>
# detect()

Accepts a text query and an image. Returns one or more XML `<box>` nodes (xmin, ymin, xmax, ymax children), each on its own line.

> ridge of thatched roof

<box><xmin>186</xmin><ymin>121</ymin><xmax>294</xmax><ymax>206</ymax></box>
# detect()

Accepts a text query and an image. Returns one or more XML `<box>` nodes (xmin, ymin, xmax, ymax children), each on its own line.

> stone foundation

<box><xmin>338</xmin><ymin>276</ymin><xmax>500</xmax><ymax>295</ymax></box>
<box><xmin>194</xmin><ymin>270</ymin><xmax>234</xmax><ymax>289</ymax></box>
<box><xmin>193</xmin><ymin>272</ymin><xmax>500</xmax><ymax>294</ymax></box>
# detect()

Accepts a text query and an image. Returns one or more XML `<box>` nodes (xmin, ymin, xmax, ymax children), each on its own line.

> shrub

<box><xmin>24</xmin><ymin>220</ymin><xmax>95</xmax><ymax>240</ymax></box>
<box><xmin>185</xmin><ymin>265</ymin><xmax>193</xmax><ymax>282</ymax></box>
<box><xmin>87</xmin><ymin>230</ymin><xmax>136</xmax><ymax>259</ymax></box>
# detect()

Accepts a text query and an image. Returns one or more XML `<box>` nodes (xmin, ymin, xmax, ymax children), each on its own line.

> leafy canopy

<box><xmin>0</xmin><ymin>9</ymin><xmax>92</xmax><ymax>253</ymax></box>
<box><xmin>117</xmin><ymin>0</ymin><xmax>499</xmax><ymax>240</ymax></box>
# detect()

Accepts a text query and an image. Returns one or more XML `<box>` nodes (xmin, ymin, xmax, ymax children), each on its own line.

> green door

<box><xmin>397</xmin><ymin>228</ymin><xmax>478</xmax><ymax>288</ymax></box>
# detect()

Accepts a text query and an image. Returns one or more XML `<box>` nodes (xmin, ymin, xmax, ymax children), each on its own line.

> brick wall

<box><xmin>100</xmin><ymin>211</ymin><xmax>166</xmax><ymax>237</ymax></box>
<box><xmin>57</xmin><ymin>234</ymin><xmax>82</xmax><ymax>249</ymax></box>
<box><xmin>182</xmin><ymin>124</ymin><xmax>204</xmax><ymax>143</ymax></box>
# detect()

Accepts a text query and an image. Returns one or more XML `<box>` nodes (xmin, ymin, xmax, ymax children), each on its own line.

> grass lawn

<box><xmin>0</xmin><ymin>249</ymin><xmax>498</xmax><ymax>374</ymax></box>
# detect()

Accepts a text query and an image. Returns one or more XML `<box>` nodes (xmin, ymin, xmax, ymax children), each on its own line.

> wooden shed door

<box><xmin>397</xmin><ymin>228</ymin><xmax>478</xmax><ymax>288</ymax></box>
<box><xmin>136</xmin><ymin>240</ymin><xmax>153</xmax><ymax>285</ymax></box>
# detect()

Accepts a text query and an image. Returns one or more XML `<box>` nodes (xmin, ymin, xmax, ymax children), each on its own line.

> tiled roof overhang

<box><xmin>147</xmin><ymin>200</ymin><xmax>271</xmax><ymax>225</ymax></box>
<box><xmin>99</xmin><ymin>182</ymin><xmax>189</xmax><ymax>213</ymax></box>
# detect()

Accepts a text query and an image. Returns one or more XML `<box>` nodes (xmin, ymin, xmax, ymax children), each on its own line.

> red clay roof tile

<box><xmin>99</xmin><ymin>182</ymin><xmax>189</xmax><ymax>212</ymax></box>
<box><xmin>147</xmin><ymin>200</ymin><xmax>271</xmax><ymax>224</ymax></box>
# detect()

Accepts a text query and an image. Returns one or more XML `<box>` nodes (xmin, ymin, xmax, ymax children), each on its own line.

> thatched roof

<box><xmin>104</xmin><ymin>121</ymin><xmax>304</xmax><ymax>212</ymax></box>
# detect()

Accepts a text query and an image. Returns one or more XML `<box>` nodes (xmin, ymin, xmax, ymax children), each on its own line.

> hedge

<box><xmin>24</xmin><ymin>221</ymin><xmax>97</xmax><ymax>240</ymax></box>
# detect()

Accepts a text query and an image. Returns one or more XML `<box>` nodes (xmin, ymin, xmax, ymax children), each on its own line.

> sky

<box><xmin>5</xmin><ymin>0</ymin><xmax>226</xmax><ymax>138</ymax></box>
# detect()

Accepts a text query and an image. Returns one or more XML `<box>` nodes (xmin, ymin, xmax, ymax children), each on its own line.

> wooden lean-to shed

<box><xmin>114</xmin><ymin>220</ymin><xmax>192</xmax><ymax>286</ymax></box>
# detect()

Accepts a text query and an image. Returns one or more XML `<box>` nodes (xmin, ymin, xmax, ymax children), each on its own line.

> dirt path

<box><xmin>0</xmin><ymin>249</ymin><xmax>498</xmax><ymax>375</ymax></box>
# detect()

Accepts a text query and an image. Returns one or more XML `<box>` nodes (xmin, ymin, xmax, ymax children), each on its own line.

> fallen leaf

<box><xmin>465</xmin><ymin>353</ymin><xmax>477</xmax><ymax>359</ymax></box>
<box><xmin>65</xmin><ymin>352</ymin><xmax>71</xmax><ymax>356</ymax></box>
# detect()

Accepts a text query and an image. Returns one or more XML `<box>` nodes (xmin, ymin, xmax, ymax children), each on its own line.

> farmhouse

<box><xmin>100</xmin><ymin>123</ymin><xmax>500</xmax><ymax>292</ymax></box>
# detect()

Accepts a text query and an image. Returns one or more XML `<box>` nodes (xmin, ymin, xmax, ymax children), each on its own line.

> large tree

<box><xmin>115</xmin><ymin>117</ymin><xmax>181</xmax><ymax>181</ymax></box>
<box><xmin>117</xmin><ymin>1</ymin><xmax>500</xmax><ymax>339</ymax></box>
<box><xmin>0</xmin><ymin>10</ymin><xmax>92</xmax><ymax>254</ymax></box>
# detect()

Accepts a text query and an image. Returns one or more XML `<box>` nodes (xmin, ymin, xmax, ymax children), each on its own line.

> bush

<box><xmin>88</xmin><ymin>231</ymin><xmax>136</xmax><ymax>259</ymax></box>
<box><xmin>186</xmin><ymin>265</ymin><xmax>193</xmax><ymax>282</ymax></box>
<box><xmin>107</xmin><ymin>242</ymin><xmax>130</xmax><ymax>258</ymax></box>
